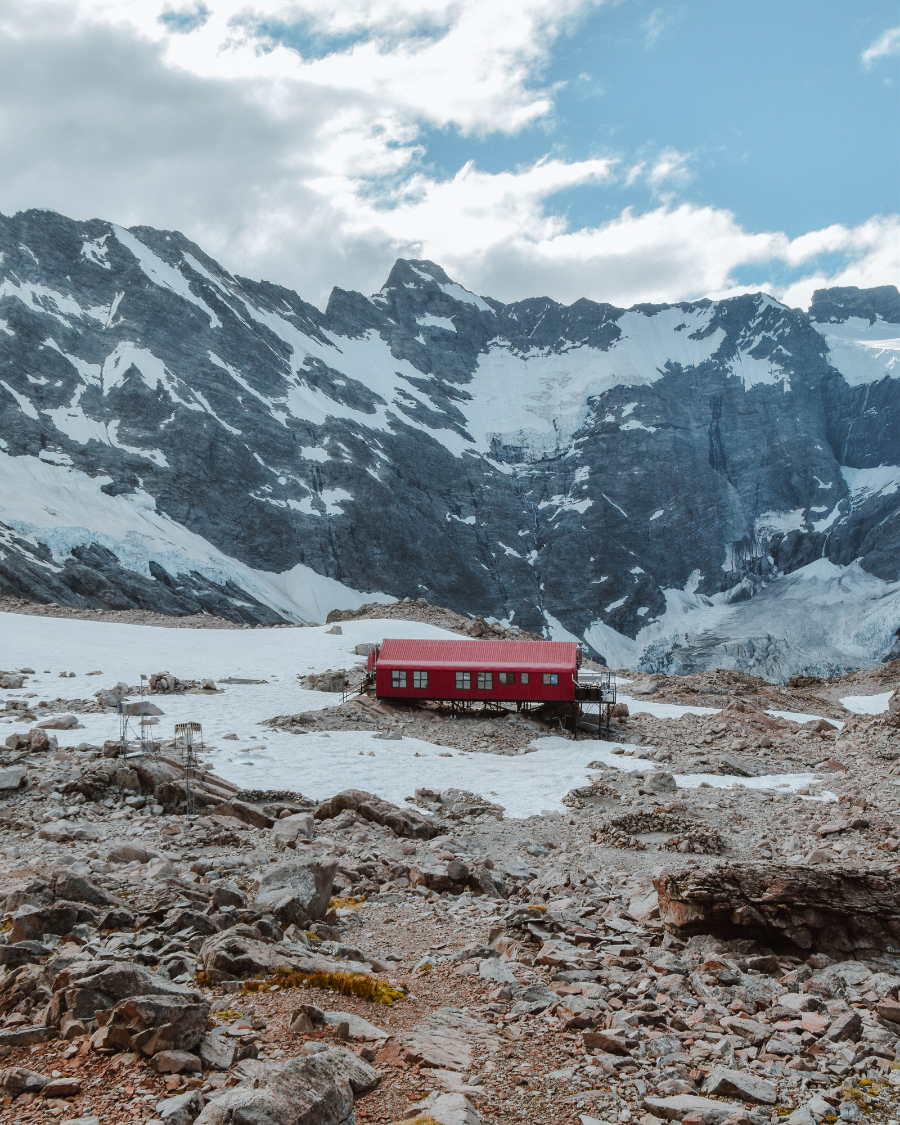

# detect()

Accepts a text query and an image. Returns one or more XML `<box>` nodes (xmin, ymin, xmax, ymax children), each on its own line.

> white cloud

<box><xmin>646</xmin><ymin>148</ymin><xmax>693</xmax><ymax>191</ymax></box>
<box><xmin>0</xmin><ymin>0</ymin><xmax>895</xmax><ymax>315</ymax></box>
<box><xmin>862</xmin><ymin>25</ymin><xmax>900</xmax><ymax>67</ymax></box>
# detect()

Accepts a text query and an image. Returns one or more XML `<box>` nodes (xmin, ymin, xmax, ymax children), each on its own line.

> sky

<box><xmin>0</xmin><ymin>0</ymin><xmax>896</xmax><ymax>311</ymax></box>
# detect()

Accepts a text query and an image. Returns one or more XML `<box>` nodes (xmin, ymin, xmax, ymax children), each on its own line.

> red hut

<box><xmin>370</xmin><ymin>638</ymin><xmax>579</xmax><ymax>705</ymax></box>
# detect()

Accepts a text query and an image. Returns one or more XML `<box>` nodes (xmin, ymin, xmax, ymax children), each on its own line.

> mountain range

<box><xmin>1</xmin><ymin>208</ymin><xmax>898</xmax><ymax>680</ymax></box>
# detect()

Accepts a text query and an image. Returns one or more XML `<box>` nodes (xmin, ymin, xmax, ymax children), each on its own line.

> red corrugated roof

<box><xmin>377</xmin><ymin>638</ymin><xmax>578</xmax><ymax>671</ymax></box>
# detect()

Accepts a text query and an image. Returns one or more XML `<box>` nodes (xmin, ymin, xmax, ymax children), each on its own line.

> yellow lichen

<box><xmin>330</xmin><ymin>895</ymin><xmax>367</xmax><ymax>909</ymax></box>
<box><xmin>302</xmin><ymin>970</ymin><xmax>405</xmax><ymax>1004</ymax></box>
<box><xmin>239</xmin><ymin>967</ymin><xmax>404</xmax><ymax>1004</ymax></box>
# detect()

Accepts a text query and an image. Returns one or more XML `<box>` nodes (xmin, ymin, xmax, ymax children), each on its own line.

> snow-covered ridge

<box><xmin>0</xmin><ymin>451</ymin><xmax>392</xmax><ymax>623</ymax></box>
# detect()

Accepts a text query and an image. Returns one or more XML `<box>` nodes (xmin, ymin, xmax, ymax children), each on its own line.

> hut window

<box><xmin>543</xmin><ymin>673</ymin><xmax>559</xmax><ymax>685</ymax></box>
<box><xmin>520</xmin><ymin>673</ymin><xmax>529</xmax><ymax>684</ymax></box>
<box><xmin>498</xmin><ymin>672</ymin><xmax>514</xmax><ymax>684</ymax></box>
<box><xmin>477</xmin><ymin>672</ymin><xmax>493</xmax><ymax>690</ymax></box>
<box><xmin>413</xmin><ymin>671</ymin><xmax>428</xmax><ymax>689</ymax></box>
<box><xmin>392</xmin><ymin>670</ymin><xmax>407</xmax><ymax>688</ymax></box>
<box><xmin>455</xmin><ymin>672</ymin><xmax>471</xmax><ymax>689</ymax></box>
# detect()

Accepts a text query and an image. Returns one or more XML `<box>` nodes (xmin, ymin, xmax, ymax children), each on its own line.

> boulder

<box><xmin>410</xmin><ymin>1092</ymin><xmax>481</xmax><ymax>1125</ymax></box>
<box><xmin>9</xmin><ymin>900</ymin><xmax>99</xmax><ymax>943</ymax></box>
<box><xmin>0</xmin><ymin>941</ymin><xmax>50</xmax><ymax>967</ymax></box>
<box><xmin>199</xmin><ymin>925</ymin><xmax>300</xmax><ymax>981</ymax></box>
<box><xmin>5</xmin><ymin>880</ymin><xmax>54</xmax><ymax>912</ymax></box>
<box><xmin>124</xmin><ymin>701</ymin><xmax>164</xmax><ymax>716</ymax></box>
<box><xmin>150</xmin><ymin>1050</ymin><xmax>202</xmax><ymax>1074</ymax></box>
<box><xmin>155</xmin><ymin>1090</ymin><xmax>206</xmax><ymax>1125</ymax></box>
<box><xmin>213</xmin><ymin>800</ymin><xmax>272</xmax><ymax>829</ymax></box>
<box><xmin>42</xmin><ymin>1076</ymin><xmax>82</xmax><ymax>1097</ymax></box>
<box><xmin>644</xmin><ymin>1095</ymin><xmax>744</xmax><ymax>1124</ymax></box>
<box><xmin>37</xmin><ymin>821</ymin><xmax>101</xmax><ymax>844</ymax></box>
<box><xmin>27</xmin><ymin>728</ymin><xmax>52</xmax><ymax>752</ymax></box>
<box><xmin>107</xmin><ymin>843</ymin><xmax>153</xmax><ymax>864</ymax></box>
<box><xmin>253</xmin><ymin>855</ymin><xmax>337</xmax><ymax>925</ymax></box>
<box><xmin>478</xmin><ymin>958</ymin><xmax>517</xmax><ymax>984</ymax></box>
<box><xmin>54</xmin><ymin>872</ymin><xmax>122</xmax><ymax>907</ymax></box>
<box><xmin>582</xmin><ymin>1028</ymin><xmax>637</xmax><ymax>1055</ymax></box>
<box><xmin>410</xmin><ymin>862</ymin><xmax>461</xmax><ymax>894</ymax></box>
<box><xmin>37</xmin><ymin>714</ymin><xmax>80</xmax><ymax>730</ymax></box>
<box><xmin>876</xmin><ymin>998</ymin><xmax>900</xmax><ymax>1023</ymax></box>
<box><xmin>210</xmin><ymin>881</ymin><xmax>246</xmax><ymax>911</ymax></box>
<box><xmin>198</xmin><ymin>1032</ymin><xmax>240</xmax><ymax>1071</ymax></box>
<box><xmin>0</xmin><ymin>1066</ymin><xmax>51</xmax><ymax>1095</ymax></box>
<box><xmin>51</xmin><ymin>960</ymin><xmax>203</xmax><ymax>1027</ymax></box>
<box><xmin>705</xmin><ymin>1067</ymin><xmax>777</xmax><ymax>1104</ymax></box>
<box><xmin>193</xmin><ymin>1048</ymin><xmax>379</xmax><ymax>1124</ymax></box>
<box><xmin>105</xmin><ymin>994</ymin><xmax>210</xmax><ymax>1055</ymax></box>
<box><xmin>166</xmin><ymin>909</ymin><xmax>219</xmax><ymax>936</ymax></box>
<box><xmin>653</xmin><ymin>862</ymin><xmax>900</xmax><ymax>956</ymax></box>
<box><xmin>388</xmin><ymin>1008</ymin><xmax>500</xmax><ymax>1072</ymax></box>
<box><xmin>824</xmin><ymin>1011</ymin><xmax>862</xmax><ymax>1042</ymax></box>
<box><xmin>643</xmin><ymin>770</ymin><xmax>678</xmax><ymax>793</ymax></box>
<box><xmin>315</xmin><ymin>789</ymin><xmax>441</xmax><ymax>839</ymax></box>
<box><xmin>0</xmin><ymin>766</ymin><xmax>27</xmax><ymax>791</ymax></box>
<box><xmin>95</xmin><ymin>684</ymin><xmax>128</xmax><ymax>708</ymax></box>
<box><xmin>322</xmin><ymin>1011</ymin><xmax>389</xmax><ymax>1040</ymax></box>
<box><xmin>270</xmin><ymin>812</ymin><xmax>316</xmax><ymax>849</ymax></box>
<box><xmin>99</xmin><ymin>907</ymin><xmax>136</xmax><ymax>931</ymax></box>
<box><xmin>0</xmin><ymin>1026</ymin><xmax>54</xmax><ymax>1047</ymax></box>
<box><xmin>468</xmin><ymin>865</ymin><xmax>507</xmax><ymax>899</ymax></box>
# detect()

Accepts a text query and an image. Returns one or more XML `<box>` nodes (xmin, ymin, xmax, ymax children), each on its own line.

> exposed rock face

<box><xmin>653</xmin><ymin>862</ymin><xmax>900</xmax><ymax>955</ymax></box>
<box><xmin>0</xmin><ymin>210</ymin><xmax>898</xmax><ymax>677</ymax></box>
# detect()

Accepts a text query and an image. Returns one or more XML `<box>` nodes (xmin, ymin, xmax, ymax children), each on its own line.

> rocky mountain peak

<box><xmin>0</xmin><ymin>208</ymin><xmax>898</xmax><ymax>680</ymax></box>
<box><xmin>808</xmin><ymin>284</ymin><xmax>900</xmax><ymax>325</ymax></box>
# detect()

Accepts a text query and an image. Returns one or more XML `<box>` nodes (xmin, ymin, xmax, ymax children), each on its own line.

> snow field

<box><xmin>0</xmin><ymin>614</ymin><xmax>844</xmax><ymax>815</ymax></box>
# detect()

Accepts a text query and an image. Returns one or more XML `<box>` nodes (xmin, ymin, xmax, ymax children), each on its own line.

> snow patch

<box><xmin>841</xmin><ymin>464</ymin><xmax>900</xmax><ymax>505</ymax></box>
<box><xmin>416</xmin><ymin>314</ymin><xmax>457</xmax><ymax>332</ymax></box>
<box><xmin>840</xmin><ymin>691</ymin><xmax>893</xmax><ymax>715</ymax></box>
<box><xmin>813</xmin><ymin>317</ymin><xmax>900</xmax><ymax>386</ymax></box>
<box><xmin>811</xmin><ymin>503</ymin><xmax>843</xmax><ymax>532</ymax></box>
<box><xmin>439</xmin><ymin>281</ymin><xmax>492</xmax><ymax>313</ymax></box>
<box><xmin>754</xmin><ymin>508</ymin><xmax>806</xmax><ymax>538</ymax></box>
<box><xmin>81</xmin><ymin>236</ymin><xmax>110</xmax><ymax>268</ymax></box>
<box><xmin>0</xmin><ymin>380</ymin><xmax>38</xmax><ymax>419</ymax></box>
<box><xmin>112</xmin><ymin>226</ymin><xmax>221</xmax><ymax>328</ymax></box>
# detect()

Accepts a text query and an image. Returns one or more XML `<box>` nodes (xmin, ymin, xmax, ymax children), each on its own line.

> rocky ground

<box><xmin>0</xmin><ymin>613</ymin><xmax>898</xmax><ymax>1125</ymax></box>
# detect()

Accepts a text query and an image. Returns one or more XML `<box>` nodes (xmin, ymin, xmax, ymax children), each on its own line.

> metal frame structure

<box><xmin>117</xmin><ymin>674</ymin><xmax>160</xmax><ymax>760</ymax></box>
<box><xmin>174</xmin><ymin>721</ymin><xmax>204</xmax><ymax>818</ymax></box>
<box><xmin>570</xmin><ymin>668</ymin><xmax>617</xmax><ymax>739</ymax></box>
